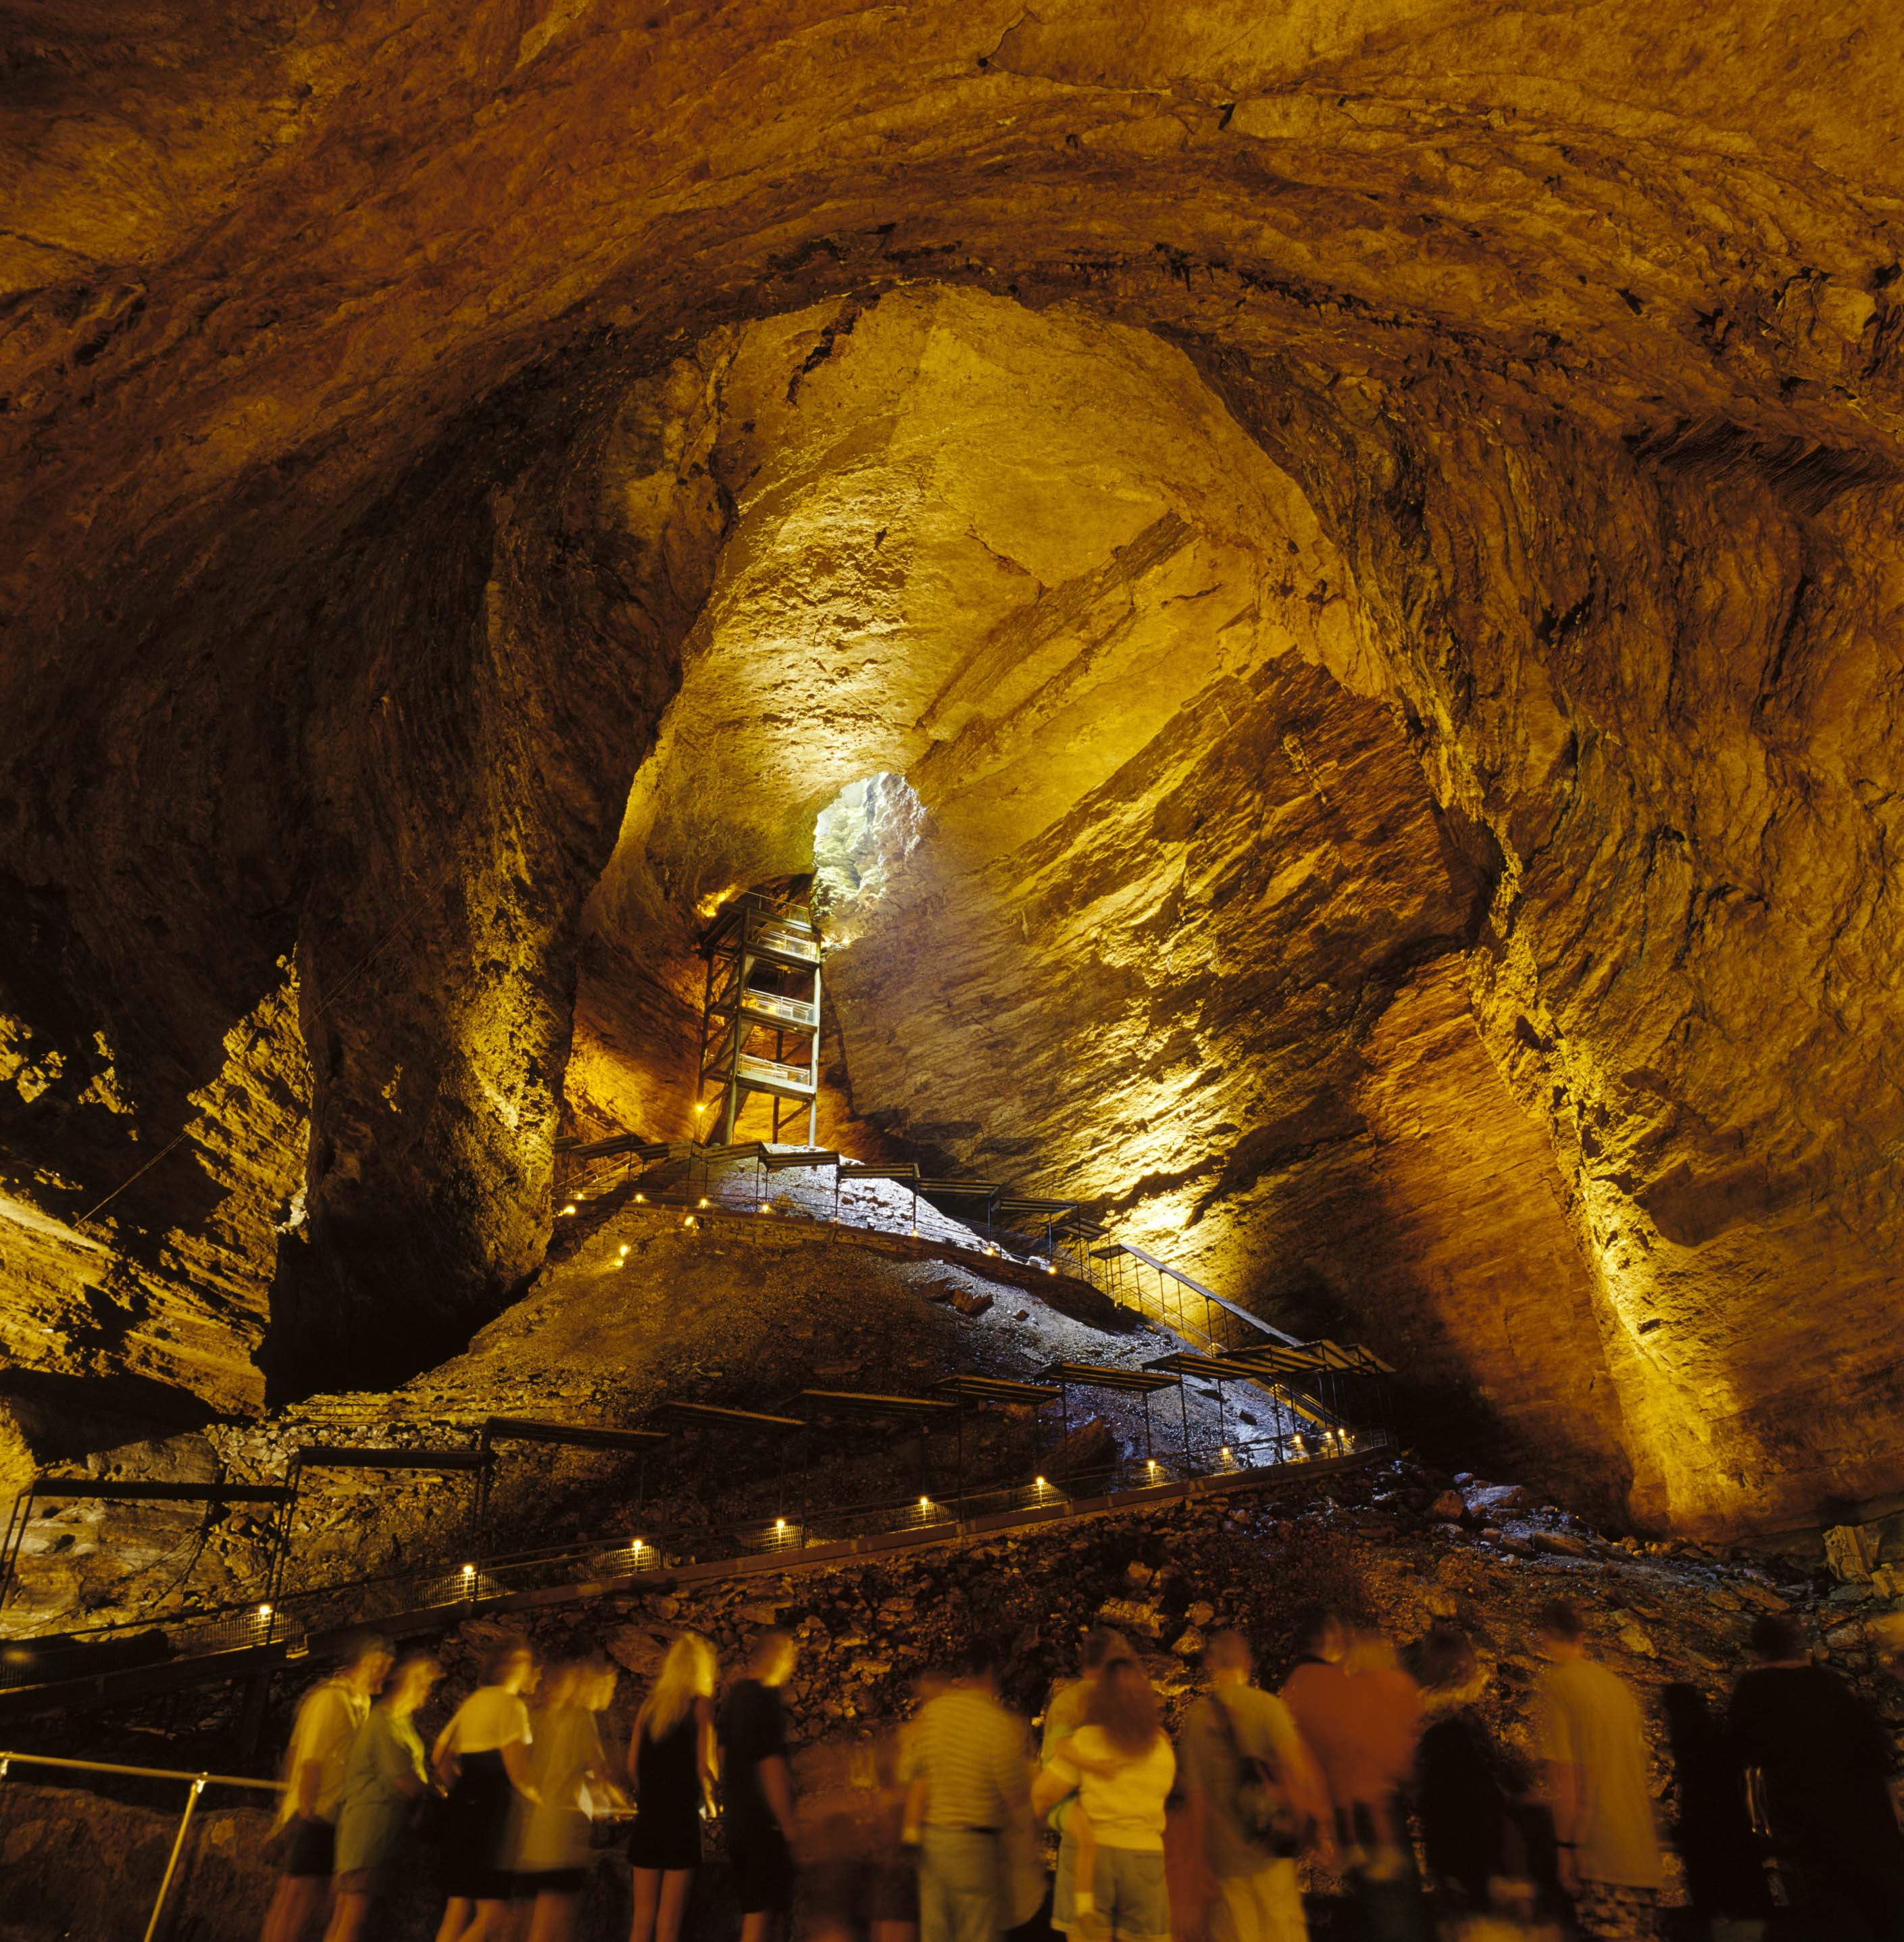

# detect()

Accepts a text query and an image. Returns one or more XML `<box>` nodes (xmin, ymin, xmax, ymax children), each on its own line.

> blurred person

<box><xmin>1659</xmin><ymin>1683</ymin><xmax>1770</xmax><ymax>1940</ymax></box>
<box><xmin>326</xmin><ymin>1653</ymin><xmax>442</xmax><ymax>1942</ymax></box>
<box><xmin>1044</xmin><ymin>1628</ymin><xmax>1137</xmax><ymax>1768</ymax></box>
<box><xmin>263</xmin><ymin>1630</ymin><xmax>395</xmax><ymax>1942</ymax></box>
<box><xmin>1533</xmin><ymin>1600</ymin><xmax>1661</xmax><ymax>1942</ymax></box>
<box><xmin>1034</xmin><ymin>1658</ymin><xmax>1175</xmax><ymax>1942</ymax></box>
<box><xmin>1043</xmin><ymin>1628</ymin><xmax>1136</xmax><ymax>1931</ymax></box>
<box><xmin>516</xmin><ymin>1657</ymin><xmax>622</xmax><ymax>1942</ymax></box>
<box><xmin>432</xmin><ymin>1637</ymin><xmax>541</xmax><ymax>1942</ymax></box>
<box><xmin>808</xmin><ymin>1682</ymin><xmax>942</xmax><ymax>1942</ymax></box>
<box><xmin>1179</xmin><ymin>1628</ymin><xmax>1322</xmax><ymax>1942</ymax></box>
<box><xmin>721</xmin><ymin>1628</ymin><xmax>801</xmax><ymax>1942</ymax></box>
<box><xmin>627</xmin><ymin>1633</ymin><xmax>720</xmax><ymax>1942</ymax></box>
<box><xmin>1282</xmin><ymin>1620</ymin><xmax>1427</xmax><ymax>1942</ymax></box>
<box><xmin>1728</xmin><ymin>1612</ymin><xmax>1904</xmax><ymax>1941</ymax></box>
<box><xmin>899</xmin><ymin>1642</ymin><xmax>1034</xmax><ymax>1942</ymax></box>
<box><xmin>1413</xmin><ymin>1625</ymin><xmax>1508</xmax><ymax>1913</ymax></box>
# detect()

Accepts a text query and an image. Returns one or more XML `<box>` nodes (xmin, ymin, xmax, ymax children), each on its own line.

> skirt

<box><xmin>439</xmin><ymin>1750</ymin><xmax>518</xmax><ymax>1901</ymax></box>
<box><xmin>628</xmin><ymin>1801</ymin><xmax>701</xmax><ymax>1872</ymax></box>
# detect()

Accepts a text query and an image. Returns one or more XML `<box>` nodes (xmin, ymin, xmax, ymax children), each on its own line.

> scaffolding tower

<box><xmin>698</xmin><ymin>891</ymin><xmax>823</xmax><ymax>1145</ymax></box>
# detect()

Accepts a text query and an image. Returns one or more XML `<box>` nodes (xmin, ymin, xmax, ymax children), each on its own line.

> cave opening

<box><xmin>811</xmin><ymin>772</ymin><xmax>926</xmax><ymax>946</ymax></box>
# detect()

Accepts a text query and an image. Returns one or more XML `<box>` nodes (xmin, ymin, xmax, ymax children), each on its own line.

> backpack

<box><xmin>1207</xmin><ymin>1691</ymin><xmax>1309</xmax><ymax>1858</ymax></box>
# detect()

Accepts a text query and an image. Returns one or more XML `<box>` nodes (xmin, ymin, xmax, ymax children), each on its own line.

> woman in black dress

<box><xmin>432</xmin><ymin>1637</ymin><xmax>541</xmax><ymax>1942</ymax></box>
<box><xmin>627</xmin><ymin>1631</ymin><xmax>719</xmax><ymax>1942</ymax></box>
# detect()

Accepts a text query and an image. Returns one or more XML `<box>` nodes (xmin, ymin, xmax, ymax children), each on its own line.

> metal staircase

<box><xmin>697</xmin><ymin>891</ymin><xmax>824</xmax><ymax>1145</ymax></box>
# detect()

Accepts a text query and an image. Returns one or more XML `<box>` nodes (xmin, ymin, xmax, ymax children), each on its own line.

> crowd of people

<box><xmin>255</xmin><ymin>1599</ymin><xmax>1904</xmax><ymax>1942</ymax></box>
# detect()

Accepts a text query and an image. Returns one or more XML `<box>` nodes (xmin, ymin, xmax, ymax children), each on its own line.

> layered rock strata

<box><xmin>1</xmin><ymin>5</ymin><xmax>1902</xmax><ymax>1541</ymax></box>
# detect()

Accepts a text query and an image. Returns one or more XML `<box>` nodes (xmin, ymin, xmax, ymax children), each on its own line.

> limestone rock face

<box><xmin>1</xmin><ymin>3</ymin><xmax>1903</xmax><ymax>1539</ymax></box>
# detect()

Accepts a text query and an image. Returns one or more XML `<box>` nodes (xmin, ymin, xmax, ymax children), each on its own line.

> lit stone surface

<box><xmin>1</xmin><ymin>5</ymin><xmax>1901</xmax><ymax>1541</ymax></box>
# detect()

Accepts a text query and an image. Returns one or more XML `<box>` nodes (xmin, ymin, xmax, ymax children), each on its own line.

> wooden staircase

<box><xmin>698</xmin><ymin>891</ymin><xmax>824</xmax><ymax>1144</ymax></box>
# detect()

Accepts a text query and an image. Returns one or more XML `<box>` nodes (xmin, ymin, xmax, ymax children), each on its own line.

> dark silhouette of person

<box><xmin>1728</xmin><ymin>1614</ymin><xmax>1904</xmax><ymax>1941</ymax></box>
<box><xmin>1659</xmin><ymin>1683</ymin><xmax>1771</xmax><ymax>1932</ymax></box>
<box><xmin>1413</xmin><ymin>1626</ymin><xmax>1507</xmax><ymax>1911</ymax></box>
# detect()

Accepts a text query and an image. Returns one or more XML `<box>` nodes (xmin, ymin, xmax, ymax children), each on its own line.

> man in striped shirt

<box><xmin>901</xmin><ymin>1641</ymin><xmax>1034</xmax><ymax>1942</ymax></box>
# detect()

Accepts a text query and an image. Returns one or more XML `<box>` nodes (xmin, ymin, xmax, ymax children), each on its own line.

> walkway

<box><xmin>0</xmin><ymin>1441</ymin><xmax>1382</xmax><ymax>1728</ymax></box>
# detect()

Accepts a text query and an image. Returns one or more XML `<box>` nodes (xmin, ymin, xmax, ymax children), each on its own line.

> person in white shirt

<box><xmin>432</xmin><ymin>1637</ymin><xmax>541</xmax><ymax>1942</ymax></box>
<box><xmin>261</xmin><ymin>1632</ymin><xmax>394</xmax><ymax>1942</ymax></box>
<box><xmin>1034</xmin><ymin>1660</ymin><xmax>1176</xmax><ymax>1942</ymax></box>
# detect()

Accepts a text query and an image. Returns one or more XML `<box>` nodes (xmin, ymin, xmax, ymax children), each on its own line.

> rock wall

<box><xmin>1</xmin><ymin>4</ymin><xmax>1903</xmax><ymax>1539</ymax></box>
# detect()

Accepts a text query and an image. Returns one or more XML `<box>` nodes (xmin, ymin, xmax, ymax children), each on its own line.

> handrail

<box><xmin>1108</xmin><ymin>1241</ymin><xmax>1305</xmax><ymax>1348</ymax></box>
<box><xmin>0</xmin><ymin>1435</ymin><xmax>1388</xmax><ymax>1730</ymax></box>
<box><xmin>0</xmin><ymin>1747</ymin><xmax>280</xmax><ymax>1791</ymax></box>
<box><xmin>0</xmin><ymin>1422</ymin><xmax>1387</xmax><ymax>1712</ymax></box>
<box><xmin>1</xmin><ymin>1746</ymin><xmax>282</xmax><ymax>1942</ymax></box>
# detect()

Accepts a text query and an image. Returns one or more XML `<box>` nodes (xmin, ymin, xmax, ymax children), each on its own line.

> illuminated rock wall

<box><xmin>1</xmin><ymin>4</ymin><xmax>1902</xmax><ymax>1538</ymax></box>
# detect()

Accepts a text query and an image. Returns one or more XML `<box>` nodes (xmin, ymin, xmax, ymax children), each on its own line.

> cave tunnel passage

<box><xmin>549</xmin><ymin>289</ymin><xmax>1642</xmax><ymax>1525</ymax></box>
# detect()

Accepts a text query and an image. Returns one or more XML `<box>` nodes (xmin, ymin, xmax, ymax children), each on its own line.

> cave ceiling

<box><xmin>2</xmin><ymin>1</ymin><xmax>1903</xmax><ymax>1541</ymax></box>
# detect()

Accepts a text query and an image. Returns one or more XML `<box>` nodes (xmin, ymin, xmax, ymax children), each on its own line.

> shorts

<box><xmin>1573</xmin><ymin>1880</ymin><xmax>1659</xmax><ymax>1941</ymax></box>
<box><xmin>730</xmin><ymin>1826</ymin><xmax>795</xmax><ymax>1915</ymax></box>
<box><xmin>334</xmin><ymin>1861</ymin><xmax>404</xmax><ymax>1899</ymax></box>
<box><xmin>280</xmin><ymin>1817</ymin><xmax>336</xmax><ymax>1878</ymax></box>
<box><xmin>1053</xmin><ymin>1843</ymin><xmax>1168</xmax><ymax>1942</ymax></box>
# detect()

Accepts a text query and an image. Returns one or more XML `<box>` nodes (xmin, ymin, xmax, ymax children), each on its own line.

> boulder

<box><xmin>1735</xmin><ymin>1580</ymin><xmax>1792</xmax><ymax>1614</ymax></box>
<box><xmin>605</xmin><ymin>1625</ymin><xmax>671</xmax><ymax>1675</ymax></box>
<box><xmin>1533</xmin><ymin>1531</ymin><xmax>1589</xmax><ymax>1558</ymax></box>
<box><xmin>1095</xmin><ymin>1597</ymin><xmax>1166</xmax><ymax>1639</ymax></box>
<box><xmin>1825</xmin><ymin>1524</ymin><xmax>1882</xmax><ymax>1583</ymax></box>
<box><xmin>1462</xmin><ymin>1483</ymin><xmax>1532</xmax><ymax>1517</ymax></box>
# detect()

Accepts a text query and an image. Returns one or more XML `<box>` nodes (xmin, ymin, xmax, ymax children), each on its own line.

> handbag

<box><xmin>1207</xmin><ymin>1693</ymin><xmax>1309</xmax><ymax>1858</ymax></box>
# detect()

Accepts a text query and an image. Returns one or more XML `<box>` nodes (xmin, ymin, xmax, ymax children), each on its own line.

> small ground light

<box><xmin>635</xmin><ymin>1192</ymin><xmax>646</xmax><ymax>1203</ymax></box>
<box><xmin>461</xmin><ymin>1563</ymin><xmax>476</xmax><ymax>1576</ymax></box>
<box><xmin>776</xmin><ymin>1518</ymin><xmax>786</xmax><ymax>1530</ymax></box>
<box><xmin>560</xmin><ymin>1203</ymin><xmax>577</xmax><ymax>1216</ymax></box>
<box><xmin>1035</xmin><ymin>1476</ymin><xmax>1047</xmax><ymax>1489</ymax></box>
<box><xmin>257</xmin><ymin>1603</ymin><xmax>272</xmax><ymax>1619</ymax></box>
<box><xmin>919</xmin><ymin>1495</ymin><xmax>930</xmax><ymax>1508</ymax></box>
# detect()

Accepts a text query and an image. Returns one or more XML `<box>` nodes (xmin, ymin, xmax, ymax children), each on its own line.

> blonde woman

<box><xmin>626</xmin><ymin>1632</ymin><xmax>720</xmax><ymax>1942</ymax></box>
<box><xmin>432</xmin><ymin>1639</ymin><xmax>541</xmax><ymax>1942</ymax></box>
<box><xmin>518</xmin><ymin>1659</ymin><xmax>624</xmax><ymax>1942</ymax></box>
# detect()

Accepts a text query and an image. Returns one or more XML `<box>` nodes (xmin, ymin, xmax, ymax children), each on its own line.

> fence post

<box><xmin>142</xmin><ymin>1774</ymin><xmax>206</xmax><ymax>1942</ymax></box>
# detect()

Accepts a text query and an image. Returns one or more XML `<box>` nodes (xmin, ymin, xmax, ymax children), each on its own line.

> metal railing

<box><xmin>0</xmin><ymin>1428</ymin><xmax>1388</xmax><ymax>1698</ymax></box>
<box><xmin>552</xmin><ymin>1141</ymin><xmax>1376</xmax><ymax>1437</ymax></box>
<box><xmin>0</xmin><ymin>1747</ymin><xmax>280</xmax><ymax>1941</ymax></box>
